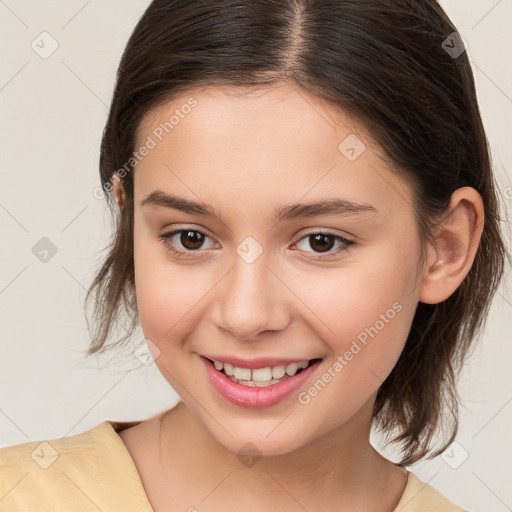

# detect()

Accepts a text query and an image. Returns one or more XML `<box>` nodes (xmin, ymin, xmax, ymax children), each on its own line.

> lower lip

<box><xmin>200</xmin><ymin>356</ymin><xmax>322</xmax><ymax>409</ymax></box>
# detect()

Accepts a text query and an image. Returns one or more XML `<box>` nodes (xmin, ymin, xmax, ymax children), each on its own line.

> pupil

<box><xmin>310</xmin><ymin>234</ymin><xmax>334</xmax><ymax>253</ymax></box>
<box><xmin>181</xmin><ymin>230</ymin><xmax>204</xmax><ymax>250</ymax></box>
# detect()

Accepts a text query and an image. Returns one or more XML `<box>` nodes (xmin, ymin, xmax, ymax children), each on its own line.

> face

<box><xmin>130</xmin><ymin>82</ymin><xmax>426</xmax><ymax>457</ymax></box>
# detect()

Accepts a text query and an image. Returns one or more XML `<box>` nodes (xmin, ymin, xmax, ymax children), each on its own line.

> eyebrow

<box><xmin>140</xmin><ymin>190</ymin><xmax>378</xmax><ymax>221</ymax></box>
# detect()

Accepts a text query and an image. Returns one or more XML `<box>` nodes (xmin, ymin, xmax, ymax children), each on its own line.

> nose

<box><xmin>213</xmin><ymin>247</ymin><xmax>291</xmax><ymax>342</ymax></box>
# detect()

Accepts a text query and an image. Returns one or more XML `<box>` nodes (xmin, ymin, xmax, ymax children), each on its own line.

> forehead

<box><xmin>133</xmin><ymin>83</ymin><xmax>415</xmax><ymax>218</ymax></box>
<box><xmin>136</xmin><ymin>82</ymin><xmax>365</xmax><ymax>152</ymax></box>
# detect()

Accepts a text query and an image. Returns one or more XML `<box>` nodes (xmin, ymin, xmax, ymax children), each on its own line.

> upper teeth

<box><xmin>213</xmin><ymin>359</ymin><xmax>310</xmax><ymax>381</ymax></box>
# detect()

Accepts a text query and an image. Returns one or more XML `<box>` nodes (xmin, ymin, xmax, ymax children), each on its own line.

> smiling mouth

<box><xmin>205</xmin><ymin>357</ymin><xmax>323</xmax><ymax>387</ymax></box>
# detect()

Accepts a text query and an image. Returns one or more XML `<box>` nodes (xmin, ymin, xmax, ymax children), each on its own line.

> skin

<box><xmin>113</xmin><ymin>82</ymin><xmax>484</xmax><ymax>512</ymax></box>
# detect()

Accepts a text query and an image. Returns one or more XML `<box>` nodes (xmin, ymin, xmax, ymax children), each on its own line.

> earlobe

<box><xmin>418</xmin><ymin>187</ymin><xmax>484</xmax><ymax>305</ymax></box>
<box><xmin>112</xmin><ymin>173</ymin><xmax>126</xmax><ymax>209</ymax></box>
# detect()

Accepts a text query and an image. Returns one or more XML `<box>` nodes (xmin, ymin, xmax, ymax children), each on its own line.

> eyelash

<box><xmin>158</xmin><ymin>228</ymin><xmax>357</xmax><ymax>260</ymax></box>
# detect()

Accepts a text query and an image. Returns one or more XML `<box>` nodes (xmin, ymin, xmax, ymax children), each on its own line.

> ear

<box><xmin>418</xmin><ymin>187</ymin><xmax>484</xmax><ymax>304</ymax></box>
<box><xmin>112</xmin><ymin>173</ymin><xmax>126</xmax><ymax>209</ymax></box>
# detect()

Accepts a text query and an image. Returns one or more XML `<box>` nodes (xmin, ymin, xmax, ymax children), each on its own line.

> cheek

<box><xmin>134</xmin><ymin>262</ymin><xmax>208</xmax><ymax>342</ymax></box>
<box><xmin>331</xmin><ymin>250</ymin><xmax>419</xmax><ymax>388</ymax></box>
<box><xmin>289</xmin><ymin>240</ymin><xmax>419</xmax><ymax>375</ymax></box>
<box><xmin>133</xmin><ymin>226</ymin><xmax>196</xmax><ymax>342</ymax></box>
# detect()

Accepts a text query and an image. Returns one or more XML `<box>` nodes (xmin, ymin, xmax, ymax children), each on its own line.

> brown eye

<box><xmin>308</xmin><ymin>234</ymin><xmax>337</xmax><ymax>253</ymax></box>
<box><xmin>293</xmin><ymin>231</ymin><xmax>356</xmax><ymax>257</ymax></box>
<box><xmin>178</xmin><ymin>230</ymin><xmax>206</xmax><ymax>250</ymax></box>
<box><xmin>159</xmin><ymin>229</ymin><xmax>217</xmax><ymax>258</ymax></box>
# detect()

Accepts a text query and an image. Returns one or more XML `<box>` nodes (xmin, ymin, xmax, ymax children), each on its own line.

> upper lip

<box><xmin>201</xmin><ymin>354</ymin><xmax>320</xmax><ymax>370</ymax></box>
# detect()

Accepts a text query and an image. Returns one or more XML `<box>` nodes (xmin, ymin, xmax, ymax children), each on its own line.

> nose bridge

<box><xmin>216</xmin><ymin>237</ymin><xmax>289</xmax><ymax>340</ymax></box>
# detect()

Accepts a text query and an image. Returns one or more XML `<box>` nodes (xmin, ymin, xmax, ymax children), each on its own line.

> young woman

<box><xmin>1</xmin><ymin>1</ymin><xmax>507</xmax><ymax>511</ymax></box>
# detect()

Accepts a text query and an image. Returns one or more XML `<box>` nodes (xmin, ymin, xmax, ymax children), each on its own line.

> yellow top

<box><xmin>0</xmin><ymin>420</ymin><xmax>468</xmax><ymax>511</ymax></box>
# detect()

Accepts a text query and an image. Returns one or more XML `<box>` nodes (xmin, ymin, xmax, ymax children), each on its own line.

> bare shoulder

<box><xmin>117</xmin><ymin>404</ymin><xmax>184</xmax><ymax>466</ymax></box>
<box><xmin>117</xmin><ymin>414</ymin><xmax>161</xmax><ymax>455</ymax></box>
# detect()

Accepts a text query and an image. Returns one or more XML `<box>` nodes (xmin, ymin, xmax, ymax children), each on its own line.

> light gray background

<box><xmin>0</xmin><ymin>1</ymin><xmax>511</xmax><ymax>511</ymax></box>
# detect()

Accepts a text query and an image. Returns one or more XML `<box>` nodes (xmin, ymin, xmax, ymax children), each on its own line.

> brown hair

<box><xmin>85</xmin><ymin>0</ymin><xmax>509</xmax><ymax>466</ymax></box>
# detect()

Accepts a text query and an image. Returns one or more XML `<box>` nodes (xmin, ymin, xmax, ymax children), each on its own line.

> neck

<box><xmin>156</xmin><ymin>398</ymin><xmax>407</xmax><ymax>511</ymax></box>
